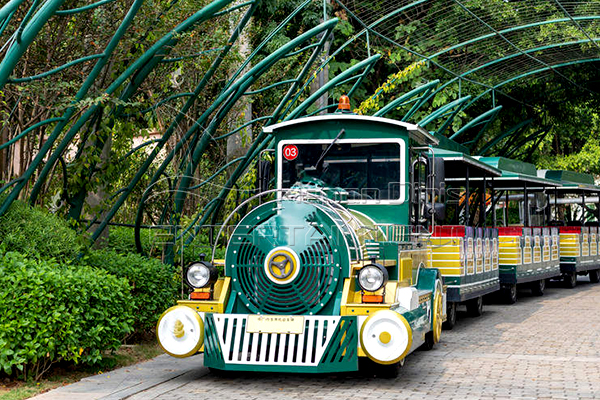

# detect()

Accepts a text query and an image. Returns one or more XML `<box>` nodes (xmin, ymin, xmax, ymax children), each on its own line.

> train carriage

<box><xmin>538</xmin><ymin>170</ymin><xmax>600</xmax><ymax>286</ymax></box>
<box><xmin>426</xmin><ymin>149</ymin><xmax>501</xmax><ymax>328</ymax></box>
<box><xmin>473</xmin><ymin>157</ymin><xmax>562</xmax><ymax>302</ymax></box>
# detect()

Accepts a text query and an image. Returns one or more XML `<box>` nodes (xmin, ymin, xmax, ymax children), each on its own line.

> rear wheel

<box><xmin>466</xmin><ymin>296</ymin><xmax>483</xmax><ymax>317</ymax></box>
<box><xmin>589</xmin><ymin>269</ymin><xmax>600</xmax><ymax>283</ymax></box>
<box><xmin>443</xmin><ymin>301</ymin><xmax>457</xmax><ymax>330</ymax></box>
<box><xmin>531</xmin><ymin>279</ymin><xmax>545</xmax><ymax>296</ymax></box>
<box><xmin>564</xmin><ymin>271</ymin><xmax>577</xmax><ymax>288</ymax></box>
<box><xmin>502</xmin><ymin>284</ymin><xmax>517</xmax><ymax>304</ymax></box>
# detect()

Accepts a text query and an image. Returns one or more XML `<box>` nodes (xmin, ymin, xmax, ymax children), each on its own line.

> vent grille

<box><xmin>233</xmin><ymin>237</ymin><xmax>340</xmax><ymax>315</ymax></box>
<box><xmin>205</xmin><ymin>314</ymin><xmax>357</xmax><ymax>367</ymax></box>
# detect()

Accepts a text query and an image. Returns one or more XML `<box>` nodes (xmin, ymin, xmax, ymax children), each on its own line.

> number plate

<box><xmin>246</xmin><ymin>315</ymin><xmax>305</xmax><ymax>334</ymax></box>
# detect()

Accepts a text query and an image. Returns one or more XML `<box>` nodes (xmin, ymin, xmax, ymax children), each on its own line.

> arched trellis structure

<box><xmin>0</xmin><ymin>0</ymin><xmax>599</xmax><ymax>256</ymax></box>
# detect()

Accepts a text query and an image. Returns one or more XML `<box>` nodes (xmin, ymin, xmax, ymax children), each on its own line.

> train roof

<box><xmin>472</xmin><ymin>157</ymin><xmax>560</xmax><ymax>189</ymax></box>
<box><xmin>431</xmin><ymin>148</ymin><xmax>501</xmax><ymax>178</ymax></box>
<box><xmin>263</xmin><ymin>114</ymin><xmax>437</xmax><ymax>145</ymax></box>
<box><xmin>538</xmin><ymin>170</ymin><xmax>599</xmax><ymax>191</ymax></box>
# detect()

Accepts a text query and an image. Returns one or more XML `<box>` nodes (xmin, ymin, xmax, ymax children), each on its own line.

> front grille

<box><xmin>233</xmin><ymin>237</ymin><xmax>340</xmax><ymax>315</ymax></box>
<box><xmin>205</xmin><ymin>314</ymin><xmax>357</xmax><ymax>367</ymax></box>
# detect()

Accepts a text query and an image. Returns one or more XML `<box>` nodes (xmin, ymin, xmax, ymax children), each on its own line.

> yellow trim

<box><xmin>351</xmin><ymin>259</ymin><xmax>398</xmax><ymax>268</ymax></box>
<box><xmin>212</xmin><ymin>259</ymin><xmax>225</xmax><ymax>267</ymax></box>
<box><xmin>432</xmin><ymin>288</ymin><xmax>442</xmax><ymax>344</ymax></box>
<box><xmin>359</xmin><ymin>311</ymin><xmax>413</xmax><ymax>365</ymax></box>
<box><xmin>178</xmin><ymin>277</ymin><xmax>231</xmax><ymax>313</ymax></box>
<box><xmin>379</xmin><ymin>331</ymin><xmax>392</xmax><ymax>344</ymax></box>
<box><xmin>340</xmin><ymin>278</ymin><xmax>401</xmax><ymax>315</ymax></box>
<box><xmin>266</xmin><ymin>249</ymin><xmax>298</xmax><ymax>283</ymax></box>
<box><xmin>156</xmin><ymin>305</ymin><xmax>204</xmax><ymax>358</ymax></box>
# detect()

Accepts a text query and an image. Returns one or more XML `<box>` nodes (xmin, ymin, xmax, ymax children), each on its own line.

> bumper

<box><xmin>203</xmin><ymin>314</ymin><xmax>359</xmax><ymax>373</ymax></box>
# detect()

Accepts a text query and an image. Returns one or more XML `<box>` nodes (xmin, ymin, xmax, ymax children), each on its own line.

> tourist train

<box><xmin>156</xmin><ymin>97</ymin><xmax>600</xmax><ymax>377</ymax></box>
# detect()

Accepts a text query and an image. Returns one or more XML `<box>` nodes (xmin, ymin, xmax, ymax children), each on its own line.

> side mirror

<box><xmin>427</xmin><ymin>156</ymin><xmax>445</xmax><ymax>194</ymax></box>
<box><xmin>428</xmin><ymin>157</ymin><xmax>446</xmax><ymax>222</ymax></box>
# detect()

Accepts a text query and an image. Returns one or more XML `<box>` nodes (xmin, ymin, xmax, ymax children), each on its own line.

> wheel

<box><xmin>466</xmin><ymin>296</ymin><xmax>483</xmax><ymax>317</ymax></box>
<box><xmin>209</xmin><ymin>367</ymin><xmax>235</xmax><ymax>378</ymax></box>
<box><xmin>359</xmin><ymin>357</ymin><xmax>404</xmax><ymax>378</ymax></box>
<box><xmin>432</xmin><ymin>283</ymin><xmax>443</xmax><ymax>343</ymax></box>
<box><xmin>531</xmin><ymin>279</ymin><xmax>545</xmax><ymax>296</ymax></box>
<box><xmin>564</xmin><ymin>271</ymin><xmax>577</xmax><ymax>288</ymax></box>
<box><xmin>502</xmin><ymin>284</ymin><xmax>517</xmax><ymax>304</ymax></box>
<box><xmin>589</xmin><ymin>269</ymin><xmax>600</xmax><ymax>283</ymax></box>
<box><xmin>420</xmin><ymin>331</ymin><xmax>434</xmax><ymax>351</ymax></box>
<box><xmin>443</xmin><ymin>301</ymin><xmax>457</xmax><ymax>330</ymax></box>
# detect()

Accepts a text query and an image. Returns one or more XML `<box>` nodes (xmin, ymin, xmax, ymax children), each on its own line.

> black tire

<box><xmin>466</xmin><ymin>296</ymin><xmax>483</xmax><ymax>317</ymax></box>
<box><xmin>420</xmin><ymin>331</ymin><xmax>435</xmax><ymax>351</ymax></box>
<box><xmin>531</xmin><ymin>279</ymin><xmax>545</xmax><ymax>296</ymax></box>
<box><xmin>589</xmin><ymin>269</ymin><xmax>600</xmax><ymax>283</ymax></box>
<box><xmin>209</xmin><ymin>367</ymin><xmax>235</xmax><ymax>378</ymax></box>
<box><xmin>502</xmin><ymin>284</ymin><xmax>517</xmax><ymax>304</ymax></box>
<box><xmin>360</xmin><ymin>358</ymin><xmax>403</xmax><ymax>379</ymax></box>
<box><xmin>443</xmin><ymin>301</ymin><xmax>457</xmax><ymax>330</ymax></box>
<box><xmin>564</xmin><ymin>271</ymin><xmax>577</xmax><ymax>288</ymax></box>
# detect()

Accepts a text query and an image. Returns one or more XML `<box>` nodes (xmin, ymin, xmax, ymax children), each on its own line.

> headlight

<box><xmin>185</xmin><ymin>262</ymin><xmax>218</xmax><ymax>289</ymax></box>
<box><xmin>357</xmin><ymin>263</ymin><xmax>389</xmax><ymax>292</ymax></box>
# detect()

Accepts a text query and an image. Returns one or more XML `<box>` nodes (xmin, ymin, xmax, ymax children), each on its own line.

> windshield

<box><xmin>279</xmin><ymin>141</ymin><xmax>404</xmax><ymax>201</ymax></box>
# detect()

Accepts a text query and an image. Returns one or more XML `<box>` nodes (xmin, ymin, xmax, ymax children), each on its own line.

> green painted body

<box><xmin>499</xmin><ymin>263</ymin><xmax>561</xmax><ymax>285</ymax></box>
<box><xmin>272</xmin><ymin>117</ymin><xmax>412</xmax><ymax>225</ymax></box>
<box><xmin>202</xmin><ymin>115</ymin><xmax>440</xmax><ymax>373</ymax></box>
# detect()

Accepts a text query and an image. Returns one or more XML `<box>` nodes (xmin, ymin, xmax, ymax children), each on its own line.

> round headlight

<box><xmin>186</xmin><ymin>262</ymin><xmax>217</xmax><ymax>289</ymax></box>
<box><xmin>357</xmin><ymin>263</ymin><xmax>389</xmax><ymax>292</ymax></box>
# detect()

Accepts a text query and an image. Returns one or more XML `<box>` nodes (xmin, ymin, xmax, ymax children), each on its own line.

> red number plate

<box><xmin>283</xmin><ymin>144</ymin><xmax>298</xmax><ymax>161</ymax></box>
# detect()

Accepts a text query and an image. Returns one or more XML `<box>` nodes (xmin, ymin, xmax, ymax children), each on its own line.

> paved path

<box><xmin>32</xmin><ymin>277</ymin><xmax>600</xmax><ymax>400</ymax></box>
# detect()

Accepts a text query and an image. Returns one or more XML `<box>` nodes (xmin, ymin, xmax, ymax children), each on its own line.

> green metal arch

<box><xmin>428</xmin><ymin>16</ymin><xmax>600</xmax><ymax>61</ymax></box>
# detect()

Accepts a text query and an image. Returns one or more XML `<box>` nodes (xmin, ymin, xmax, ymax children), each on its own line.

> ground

<box><xmin>27</xmin><ymin>277</ymin><xmax>600</xmax><ymax>400</ymax></box>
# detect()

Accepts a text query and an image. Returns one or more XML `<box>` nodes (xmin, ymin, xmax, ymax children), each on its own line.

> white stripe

<box><xmin>447</xmin><ymin>277</ymin><xmax>498</xmax><ymax>289</ymax></box>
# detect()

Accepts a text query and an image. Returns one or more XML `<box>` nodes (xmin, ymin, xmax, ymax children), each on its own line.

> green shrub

<box><xmin>105</xmin><ymin>226</ymin><xmax>163</xmax><ymax>257</ymax></box>
<box><xmin>0</xmin><ymin>252</ymin><xmax>134</xmax><ymax>380</ymax></box>
<box><xmin>0</xmin><ymin>200</ymin><xmax>86</xmax><ymax>261</ymax></box>
<box><xmin>82</xmin><ymin>249</ymin><xmax>179</xmax><ymax>334</ymax></box>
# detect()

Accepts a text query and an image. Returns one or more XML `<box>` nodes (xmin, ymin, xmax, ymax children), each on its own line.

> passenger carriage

<box><xmin>538</xmin><ymin>170</ymin><xmax>600</xmax><ymax>286</ymax></box>
<box><xmin>473</xmin><ymin>157</ymin><xmax>562</xmax><ymax>303</ymax></box>
<box><xmin>426</xmin><ymin>149</ymin><xmax>501</xmax><ymax>328</ymax></box>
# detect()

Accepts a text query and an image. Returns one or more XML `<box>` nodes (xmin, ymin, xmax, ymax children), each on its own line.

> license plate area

<box><xmin>246</xmin><ymin>315</ymin><xmax>305</xmax><ymax>334</ymax></box>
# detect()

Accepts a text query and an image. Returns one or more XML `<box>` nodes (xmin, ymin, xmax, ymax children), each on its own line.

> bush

<box><xmin>0</xmin><ymin>252</ymin><xmax>134</xmax><ymax>380</ymax></box>
<box><xmin>105</xmin><ymin>226</ymin><xmax>163</xmax><ymax>257</ymax></box>
<box><xmin>106</xmin><ymin>225</ymin><xmax>225</xmax><ymax>274</ymax></box>
<box><xmin>82</xmin><ymin>249</ymin><xmax>179</xmax><ymax>334</ymax></box>
<box><xmin>0</xmin><ymin>200</ymin><xmax>86</xmax><ymax>261</ymax></box>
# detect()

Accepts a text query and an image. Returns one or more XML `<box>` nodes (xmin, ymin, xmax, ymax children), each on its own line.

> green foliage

<box><xmin>0</xmin><ymin>252</ymin><xmax>133</xmax><ymax>381</ymax></box>
<box><xmin>105</xmin><ymin>226</ymin><xmax>163</xmax><ymax>257</ymax></box>
<box><xmin>0</xmin><ymin>200</ymin><xmax>86</xmax><ymax>262</ymax></box>
<box><xmin>81</xmin><ymin>249</ymin><xmax>178</xmax><ymax>334</ymax></box>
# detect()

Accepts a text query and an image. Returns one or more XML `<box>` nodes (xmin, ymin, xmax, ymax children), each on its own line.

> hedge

<box><xmin>0</xmin><ymin>200</ymin><xmax>85</xmax><ymax>261</ymax></box>
<box><xmin>0</xmin><ymin>252</ymin><xmax>134</xmax><ymax>380</ymax></box>
<box><xmin>82</xmin><ymin>249</ymin><xmax>179</xmax><ymax>334</ymax></box>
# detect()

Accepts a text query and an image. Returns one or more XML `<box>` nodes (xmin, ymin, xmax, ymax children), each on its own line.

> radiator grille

<box><xmin>205</xmin><ymin>314</ymin><xmax>357</xmax><ymax>367</ymax></box>
<box><xmin>234</xmin><ymin>237</ymin><xmax>340</xmax><ymax>315</ymax></box>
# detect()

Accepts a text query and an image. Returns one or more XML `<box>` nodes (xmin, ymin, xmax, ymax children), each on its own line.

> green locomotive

<box><xmin>157</xmin><ymin>101</ymin><xmax>445</xmax><ymax>375</ymax></box>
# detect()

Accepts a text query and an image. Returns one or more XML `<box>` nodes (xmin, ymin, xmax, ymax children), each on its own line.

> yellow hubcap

<box><xmin>173</xmin><ymin>319</ymin><xmax>185</xmax><ymax>338</ymax></box>
<box><xmin>379</xmin><ymin>331</ymin><xmax>391</xmax><ymax>344</ymax></box>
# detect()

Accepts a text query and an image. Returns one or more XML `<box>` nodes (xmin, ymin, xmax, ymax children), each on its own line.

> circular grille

<box><xmin>226</xmin><ymin>201</ymin><xmax>346</xmax><ymax>315</ymax></box>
